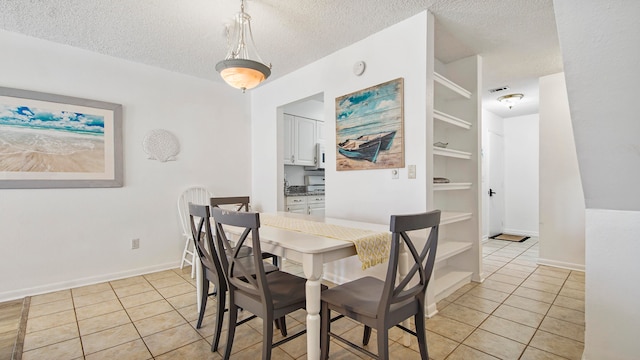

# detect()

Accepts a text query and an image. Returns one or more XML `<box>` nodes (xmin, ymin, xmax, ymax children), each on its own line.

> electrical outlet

<box><xmin>391</xmin><ymin>169</ymin><xmax>399</xmax><ymax>179</ymax></box>
<box><xmin>131</xmin><ymin>238</ymin><xmax>140</xmax><ymax>250</ymax></box>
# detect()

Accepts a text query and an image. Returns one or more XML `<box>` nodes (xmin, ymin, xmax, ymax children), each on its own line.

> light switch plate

<box><xmin>408</xmin><ymin>165</ymin><xmax>416</xmax><ymax>179</ymax></box>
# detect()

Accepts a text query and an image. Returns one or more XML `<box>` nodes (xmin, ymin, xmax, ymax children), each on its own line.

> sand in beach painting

<box><xmin>335</xmin><ymin>78</ymin><xmax>404</xmax><ymax>171</ymax></box>
<box><xmin>0</xmin><ymin>101</ymin><xmax>105</xmax><ymax>173</ymax></box>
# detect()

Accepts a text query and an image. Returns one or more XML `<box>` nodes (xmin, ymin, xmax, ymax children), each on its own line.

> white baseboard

<box><xmin>537</xmin><ymin>257</ymin><xmax>585</xmax><ymax>272</ymax></box>
<box><xmin>0</xmin><ymin>261</ymin><xmax>181</xmax><ymax>302</ymax></box>
<box><xmin>503</xmin><ymin>228</ymin><xmax>539</xmax><ymax>237</ymax></box>
<box><xmin>482</xmin><ymin>235</ymin><xmax>489</xmax><ymax>242</ymax></box>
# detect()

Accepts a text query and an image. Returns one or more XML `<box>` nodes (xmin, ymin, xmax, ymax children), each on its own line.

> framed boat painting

<box><xmin>0</xmin><ymin>87</ymin><xmax>123</xmax><ymax>188</ymax></box>
<box><xmin>335</xmin><ymin>78</ymin><xmax>404</xmax><ymax>171</ymax></box>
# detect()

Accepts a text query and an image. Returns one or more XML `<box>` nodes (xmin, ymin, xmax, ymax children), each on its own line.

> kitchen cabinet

<box><xmin>285</xmin><ymin>195</ymin><xmax>325</xmax><ymax>216</ymax></box>
<box><xmin>283</xmin><ymin>114</ymin><xmax>318</xmax><ymax>166</ymax></box>
<box><xmin>307</xmin><ymin>195</ymin><xmax>325</xmax><ymax>217</ymax></box>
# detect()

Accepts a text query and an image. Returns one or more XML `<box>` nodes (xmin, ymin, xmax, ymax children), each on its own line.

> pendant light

<box><xmin>215</xmin><ymin>0</ymin><xmax>271</xmax><ymax>92</ymax></box>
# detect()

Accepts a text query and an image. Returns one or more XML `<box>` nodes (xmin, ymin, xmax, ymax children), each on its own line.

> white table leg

<box><xmin>303</xmin><ymin>253</ymin><xmax>323</xmax><ymax>360</ymax></box>
<box><xmin>398</xmin><ymin>244</ymin><xmax>411</xmax><ymax>347</ymax></box>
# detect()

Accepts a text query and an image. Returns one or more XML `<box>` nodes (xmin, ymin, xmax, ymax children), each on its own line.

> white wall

<box><xmin>538</xmin><ymin>73</ymin><xmax>584</xmax><ymax>270</ymax></box>
<box><xmin>250</xmin><ymin>12</ymin><xmax>429</xmax><ymax>281</ymax></box>
<box><xmin>0</xmin><ymin>30</ymin><xmax>251</xmax><ymax>301</ymax></box>
<box><xmin>503</xmin><ymin>114</ymin><xmax>539</xmax><ymax>236</ymax></box>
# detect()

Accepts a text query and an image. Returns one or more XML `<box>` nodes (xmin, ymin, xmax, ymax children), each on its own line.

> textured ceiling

<box><xmin>0</xmin><ymin>0</ymin><xmax>562</xmax><ymax>117</ymax></box>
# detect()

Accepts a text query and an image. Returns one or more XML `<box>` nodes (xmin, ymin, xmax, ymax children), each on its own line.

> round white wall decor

<box><xmin>142</xmin><ymin>129</ymin><xmax>180</xmax><ymax>162</ymax></box>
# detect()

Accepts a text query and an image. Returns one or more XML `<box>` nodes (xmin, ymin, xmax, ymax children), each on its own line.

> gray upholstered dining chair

<box><xmin>320</xmin><ymin>210</ymin><xmax>441</xmax><ymax>360</ymax></box>
<box><xmin>211</xmin><ymin>207</ymin><xmax>322</xmax><ymax>360</ymax></box>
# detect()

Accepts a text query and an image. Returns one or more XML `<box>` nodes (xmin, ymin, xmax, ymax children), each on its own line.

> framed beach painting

<box><xmin>335</xmin><ymin>78</ymin><xmax>404</xmax><ymax>171</ymax></box>
<box><xmin>0</xmin><ymin>87</ymin><xmax>123</xmax><ymax>188</ymax></box>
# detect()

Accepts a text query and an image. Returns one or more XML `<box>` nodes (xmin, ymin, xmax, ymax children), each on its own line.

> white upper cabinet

<box><xmin>283</xmin><ymin>114</ymin><xmax>318</xmax><ymax>166</ymax></box>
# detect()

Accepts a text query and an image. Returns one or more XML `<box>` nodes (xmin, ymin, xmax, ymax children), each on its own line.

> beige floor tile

<box><xmin>110</xmin><ymin>276</ymin><xmax>149</xmax><ymax>289</ymax></box>
<box><xmin>277</xmin><ymin>329</ymin><xmax>309</xmax><ymax>359</ymax></box>
<box><xmin>513</xmin><ymin>286</ymin><xmax>557</xmax><ymax>304</ymax></box>
<box><xmin>28</xmin><ymin>298</ymin><xmax>74</xmax><ymax>318</ymax></box>
<box><xmin>78</xmin><ymin>309</ymin><xmax>131</xmax><ymax>336</ymax></box>
<box><xmin>23</xmin><ymin>322</ymin><xmax>79</xmax><ymax>351</ymax></box>
<box><xmin>144</xmin><ymin>270</ymin><xmax>180</xmax><ymax>281</ymax></box>
<box><xmin>147</xmin><ymin>274</ymin><xmax>188</xmax><ymax>289</ymax></box>
<box><xmin>534</xmin><ymin>267</ymin><xmax>570</xmax><ymax>280</ymax></box>
<box><xmin>503</xmin><ymin>295</ymin><xmax>552</xmax><ymax>315</ymax></box>
<box><xmin>492</xmin><ymin>304</ymin><xmax>544</xmax><ymax>328</ymax></box>
<box><xmin>466</xmin><ymin>286</ymin><xmax>510</xmax><ymax>303</ymax></box>
<box><xmin>521</xmin><ymin>279</ymin><xmax>562</xmax><ymax>294</ymax></box>
<box><xmin>567</xmin><ymin>272</ymin><xmax>585</xmax><ymax>283</ymax></box>
<box><xmin>230</xmin><ymin>341</ymin><xmax>296</xmax><ymax>360</ymax></box>
<box><xmin>446</xmin><ymin>344</ymin><xmax>499</xmax><ymax>360</ymax></box>
<box><xmin>165</xmin><ymin>292</ymin><xmax>197</xmax><ymax>309</ymax></box>
<box><xmin>463</xmin><ymin>328</ymin><xmax>526</xmax><ymax>359</ymax></box>
<box><xmin>503</xmin><ymin>263</ymin><xmax>537</xmax><ymax>273</ymax></box>
<box><xmin>426</xmin><ymin>315</ymin><xmax>475</xmax><ymax>342</ymax></box>
<box><xmin>215</xmin><ymin>323</ymin><xmax>264</xmax><ymax>355</ymax></box>
<box><xmin>479</xmin><ymin>315</ymin><xmax>536</xmax><ymax>344</ymax></box>
<box><xmin>529</xmin><ymin>330</ymin><xmax>584</xmax><ymax>360</ymax></box>
<box><xmin>75</xmin><ymin>299</ymin><xmax>123</xmax><ymax>321</ymax></box>
<box><xmin>539</xmin><ymin>317</ymin><xmax>584</xmax><ymax>343</ymax></box>
<box><xmin>29</xmin><ymin>290</ymin><xmax>72</xmax><ymax>306</ymax></box>
<box><xmin>84</xmin><ymin>338</ymin><xmax>152</xmax><ymax>360</ymax></box>
<box><xmin>438</xmin><ymin>303</ymin><xmax>489</xmax><ymax>327</ymax></box>
<box><xmin>126</xmin><ymin>300</ymin><xmax>174</xmax><ymax>322</ymax></box>
<box><xmin>81</xmin><ymin>323</ymin><xmax>140</xmax><ymax>355</ymax></box>
<box><xmin>563</xmin><ymin>281</ymin><xmax>584</xmax><ymax>291</ymax></box>
<box><xmin>73</xmin><ymin>289</ymin><xmax>118</xmax><ymax>308</ymax></box>
<box><xmin>143</xmin><ymin>323</ymin><xmax>202</xmax><ymax>357</ymax></box>
<box><xmin>119</xmin><ymin>290</ymin><xmax>164</xmax><ymax>309</ymax></box>
<box><xmin>527</xmin><ymin>274</ymin><xmax>566</xmax><ymax>286</ymax></box>
<box><xmin>21</xmin><ymin>337</ymin><xmax>83</xmax><ymax>360</ymax></box>
<box><xmin>26</xmin><ymin>309</ymin><xmax>76</xmax><ymax>333</ymax></box>
<box><xmin>71</xmin><ymin>282</ymin><xmax>112</xmax><ymax>297</ymax></box>
<box><xmin>454</xmin><ymin>294</ymin><xmax>501</xmax><ymax>314</ymax></box>
<box><xmin>154</xmin><ymin>339</ymin><xmax>220</xmax><ymax>360</ymax></box>
<box><xmin>134</xmin><ymin>310</ymin><xmax>187</xmax><ymax>337</ymax></box>
<box><xmin>553</xmin><ymin>295</ymin><xmax>585</xmax><ymax>312</ymax></box>
<box><xmin>545</xmin><ymin>306</ymin><xmax>585</xmax><ymax>326</ymax></box>
<box><xmin>113</xmin><ymin>282</ymin><xmax>156</xmax><ymax>298</ymax></box>
<box><xmin>418</xmin><ymin>331</ymin><xmax>458</xmax><ymax>360</ymax></box>
<box><xmin>494</xmin><ymin>268</ymin><xmax>531</xmax><ymax>279</ymax></box>
<box><xmin>156</xmin><ymin>282</ymin><xmax>196</xmax><ymax>299</ymax></box>
<box><xmin>558</xmin><ymin>287</ymin><xmax>585</xmax><ymax>300</ymax></box>
<box><xmin>478</xmin><ymin>279</ymin><xmax>518</xmax><ymax>294</ymax></box>
<box><xmin>520</xmin><ymin>346</ymin><xmax>568</xmax><ymax>360</ymax></box>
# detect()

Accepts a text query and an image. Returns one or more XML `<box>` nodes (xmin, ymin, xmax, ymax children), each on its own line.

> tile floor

<box><xmin>6</xmin><ymin>236</ymin><xmax>584</xmax><ymax>359</ymax></box>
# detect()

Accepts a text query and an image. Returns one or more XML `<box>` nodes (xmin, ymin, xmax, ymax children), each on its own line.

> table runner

<box><xmin>260</xmin><ymin>214</ymin><xmax>390</xmax><ymax>270</ymax></box>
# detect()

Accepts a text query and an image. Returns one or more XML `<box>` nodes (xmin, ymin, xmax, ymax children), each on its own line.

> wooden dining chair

<box><xmin>320</xmin><ymin>210</ymin><xmax>441</xmax><ymax>360</ymax></box>
<box><xmin>210</xmin><ymin>196</ymin><xmax>280</xmax><ymax>267</ymax></box>
<box><xmin>211</xmin><ymin>207</ymin><xmax>322</xmax><ymax>360</ymax></box>
<box><xmin>177</xmin><ymin>186</ymin><xmax>212</xmax><ymax>278</ymax></box>
<box><xmin>188</xmin><ymin>203</ymin><xmax>280</xmax><ymax>352</ymax></box>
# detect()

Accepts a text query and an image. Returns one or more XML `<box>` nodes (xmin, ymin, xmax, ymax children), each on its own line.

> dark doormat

<box><xmin>490</xmin><ymin>233</ymin><xmax>530</xmax><ymax>242</ymax></box>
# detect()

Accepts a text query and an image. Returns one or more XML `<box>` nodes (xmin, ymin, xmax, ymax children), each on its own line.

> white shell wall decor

<box><xmin>142</xmin><ymin>129</ymin><xmax>180</xmax><ymax>162</ymax></box>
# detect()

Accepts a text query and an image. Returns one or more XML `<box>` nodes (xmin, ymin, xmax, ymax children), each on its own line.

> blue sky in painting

<box><xmin>0</xmin><ymin>104</ymin><xmax>104</xmax><ymax>135</ymax></box>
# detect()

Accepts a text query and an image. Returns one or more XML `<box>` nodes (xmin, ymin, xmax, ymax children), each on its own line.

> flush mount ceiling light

<box><xmin>215</xmin><ymin>0</ymin><xmax>271</xmax><ymax>92</ymax></box>
<box><xmin>497</xmin><ymin>93</ymin><xmax>524</xmax><ymax>109</ymax></box>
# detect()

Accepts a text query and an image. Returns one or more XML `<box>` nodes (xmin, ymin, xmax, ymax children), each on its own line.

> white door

<box><xmin>488</xmin><ymin>131</ymin><xmax>505</xmax><ymax>237</ymax></box>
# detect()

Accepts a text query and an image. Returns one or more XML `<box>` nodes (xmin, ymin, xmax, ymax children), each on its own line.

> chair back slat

<box><xmin>211</xmin><ymin>207</ymin><xmax>272</xmax><ymax>304</ymax></box>
<box><xmin>378</xmin><ymin>210</ymin><xmax>440</xmax><ymax>314</ymax></box>
<box><xmin>210</xmin><ymin>196</ymin><xmax>251</xmax><ymax>212</ymax></box>
<box><xmin>178</xmin><ymin>187</ymin><xmax>211</xmax><ymax>237</ymax></box>
<box><xmin>188</xmin><ymin>203</ymin><xmax>226</xmax><ymax>292</ymax></box>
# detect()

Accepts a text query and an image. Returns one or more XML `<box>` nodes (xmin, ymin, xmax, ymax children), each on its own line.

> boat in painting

<box><xmin>337</xmin><ymin>130</ymin><xmax>396</xmax><ymax>163</ymax></box>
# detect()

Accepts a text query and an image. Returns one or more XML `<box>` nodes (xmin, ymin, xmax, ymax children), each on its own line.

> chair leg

<box><xmin>211</xmin><ymin>287</ymin><xmax>226</xmax><ymax>352</ymax></box>
<box><xmin>221</xmin><ymin>301</ymin><xmax>238</xmax><ymax>359</ymax></box>
<box><xmin>376</xmin><ymin>323</ymin><xmax>389</xmax><ymax>360</ymax></box>
<box><xmin>180</xmin><ymin>237</ymin><xmax>190</xmax><ymax>269</ymax></box>
<box><xmin>190</xmin><ymin>245</ymin><xmax>196</xmax><ymax>278</ymax></box>
<box><xmin>262</xmin><ymin>312</ymin><xmax>274</xmax><ymax>360</ymax></box>
<box><xmin>196</xmin><ymin>281</ymin><xmax>209</xmax><ymax>328</ymax></box>
<box><xmin>415</xmin><ymin>311</ymin><xmax>428</xmax><ymax>360</ymax></box>
<box><xmin>277</xmin><ymin>316</ymin><xmax>287</xmax><ymax>337</ymax></box>
<box><xmin>363</xmin><ymin>325</ymin><xmax>372</xmax><ymax>345</ymax></box>
<box><xmin>320</xmin><ymin>303</ymin><xmax>330</xmax><ymax>360</ymax></box>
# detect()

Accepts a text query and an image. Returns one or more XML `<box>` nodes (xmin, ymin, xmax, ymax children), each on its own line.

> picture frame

<box><xmin>0</xmin><ymin>87</ymin><xmax>123</xmax><ymax>188</ymax></box>
<box><xmin>335</xmin><ymin>78</ymin><xmax>405</xmax><ymax>171</ymax></box>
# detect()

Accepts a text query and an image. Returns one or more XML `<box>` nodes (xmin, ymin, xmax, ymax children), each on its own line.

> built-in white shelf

<box><xmin>433</xmin><ymin>266</ymin><xmax>473</xmax><ymax>301</ymax></box>
<box><xmin>433</xmin><ymin>147</ymin><xmax>472</xmax><ymax>159</ymax></box>
<box><xmin>434</xmin><ymin>72</ymin><xmax>472</xmax><ymax>99</ymax></box>
<box><xmin>434</xmin><ymin>182</ymin><xmax>472</xmax><ymax>191</ymax></box>
<box><xmin>440</xmin><ymin>211</ymin><xmax>472</xmax><ymax>225</ymax></box>
<box><xmin>433</xmin><ymin>110</ymin><xmax>472</xmax><ymax>130</ymax></box>
<box><xmin>436</xmin><ymin>241</ymin><xmax>473</xmax><ymax>263</ymax></box>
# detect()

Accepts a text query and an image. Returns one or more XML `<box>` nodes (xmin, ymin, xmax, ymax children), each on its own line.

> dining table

<box><xmin>196</xmin><ymin>211</ymin><xmax>411</xmax><ymax>360</ymax></box>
